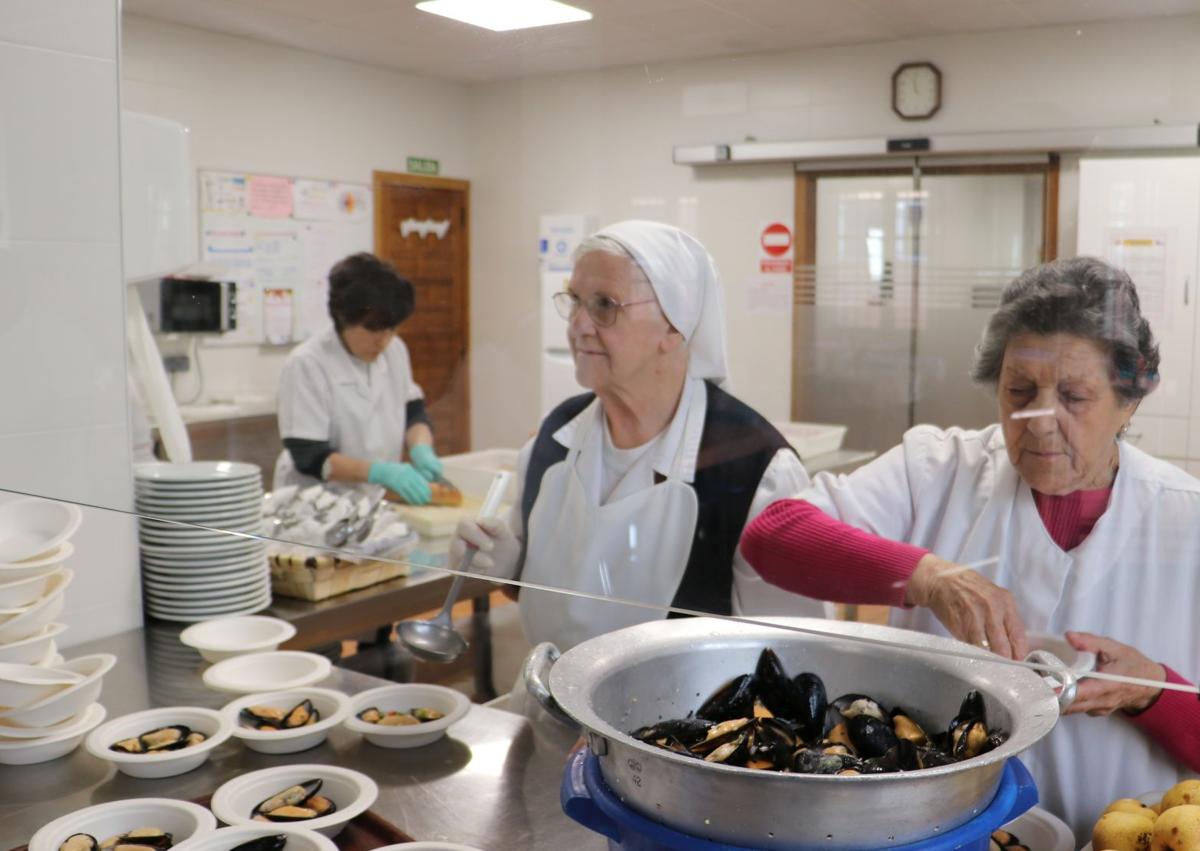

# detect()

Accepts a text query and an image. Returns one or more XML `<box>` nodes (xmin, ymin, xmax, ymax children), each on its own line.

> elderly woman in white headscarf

<box><xmin>452</xmin><ymin>220</ymin><xmax>822</xmax><ymax>653</ymax></box>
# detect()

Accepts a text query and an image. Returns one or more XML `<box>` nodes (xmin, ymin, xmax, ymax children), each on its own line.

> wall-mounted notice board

<box><xmin>198</xmin><ymin>169</ymin><xmax>373</xmax><ymax>346</ymax></box>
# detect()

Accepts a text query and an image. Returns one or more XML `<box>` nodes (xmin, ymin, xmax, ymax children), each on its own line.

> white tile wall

<box><xmin>0</xmin><ymin>0</ymin><xmax>140</xmax><ymax>647</ymax></box>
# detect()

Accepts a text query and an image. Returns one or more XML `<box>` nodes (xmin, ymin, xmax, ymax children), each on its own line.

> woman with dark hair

<box><xmin>273</xmin><ymin>252</ymin><xmax>440</xmax><ymax>503</ymax></box>
<box><xmin>740</xmin><ymin>257</ymin><xmax>1200</xmax><ymax>838</ymax></box>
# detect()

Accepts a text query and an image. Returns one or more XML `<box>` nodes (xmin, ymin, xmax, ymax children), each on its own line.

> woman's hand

<box><xmin>905</xmin><ymin>554</ymin><xmax>1029</xmax><ymax>660</ymax></box>
<box><xmin>1063</xmin><ymin>631</ymin><xmax>1166</xmax><ymax>716</ymax></box>
<box><xmin>409</xmin><ymin>444</ymin><xmax>443</xmax><ymax>481</ymax></box>
<box><xmin>449</xmin><ymin>517</ymin><xmax>521</xmax><ymax>580</ymax></box>
<box><xmin>367</xmin><ymin>461</ymin><xmax>432</xmax><ymax>505</ymax></box>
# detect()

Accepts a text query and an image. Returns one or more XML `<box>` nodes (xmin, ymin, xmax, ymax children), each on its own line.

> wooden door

<box><xmin>374</xmin><ymin>172</ymin><xmax>470</xmax><ymax>454</ymax></box>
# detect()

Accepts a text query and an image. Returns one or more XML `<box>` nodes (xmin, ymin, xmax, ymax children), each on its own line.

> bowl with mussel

<box><xmin>221</xmin><ymin>688</ymin><xmax>351</xmax><ymax>755</ymax></box>
<box><xmin>344</xmin><ymin>684</ymin><xmax>469</xmax><ymax>748</ymax></box>
<box><xmin>167</xmin><ymin>825</ymin><xmax>338</xmax><ymax>851</ymax></box>
<box><xmin>210</xmin><ymin>765</ymin><xmax>378</xmax><ymax>839</ymax></box>
<box><xmin>27</xmin><ymin>797</ymin><xmax>216</xmax><ymax>851</ymax></box>
<box><xmin>546</xmin><ymin>616</ymin><xmax>1061</xmax><ymax>850</ymax></box>
<box><xmin>84</xmin><ymin>706</ymin><xmax>233</xmax><ymax>778</ymax></box>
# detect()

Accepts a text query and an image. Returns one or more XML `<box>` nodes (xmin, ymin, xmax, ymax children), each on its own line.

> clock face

<box><xmin>892</xmin><ymin>62</ymin><xmax>941</xmax><ymax>120</ymax></box>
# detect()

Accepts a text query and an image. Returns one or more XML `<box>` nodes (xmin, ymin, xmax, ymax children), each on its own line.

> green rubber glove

<box><xmin>368</xmin><ymin>462</ymin><xmax>431</xmax><ymax>505</ymax></box>
<box><xmin>409</xmin><ymin>443</ymin><xmax>443</xmax><ymax>481</ymax></box>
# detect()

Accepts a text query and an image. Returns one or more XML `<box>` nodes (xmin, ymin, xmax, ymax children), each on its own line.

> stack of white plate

<box><xmin>135</xmin><ymin>462</ymin><xmax>270</xmax><ymax>623</ymax></box>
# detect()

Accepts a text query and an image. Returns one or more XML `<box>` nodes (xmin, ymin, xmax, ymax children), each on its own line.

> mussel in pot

<box><xmin>628</xmin><ymin>648</ymin><xmax>1007</xmax><ymax>776</ymax></box>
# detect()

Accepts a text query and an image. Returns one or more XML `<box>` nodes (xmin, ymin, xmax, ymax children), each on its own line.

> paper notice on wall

<box><xmin>201</xmin><ymin>172</ymin><xmax>248</xmax><ymax>215</ymax></box>
<box><xmin>334</xmin><ymin>183</ymin><xmax>371</xmax><ymax>223</ymax></box>
<box><xmin>293</xmin><ymin>179</ymin><xmax>340</xmax><ymax>221</ymax></box>
<box><xmin>297</xmin><ymin>222</ymin><xmax>339</xmax><ymax>339</ymax></box>
<box><xmin>248</xmin><ymin>175</ymin><xmax>294</xmax><ymax>219</ymax></box>
<box><xmin>201</xmin><ymin>218</ymin><xmax>260</xmax><ymax>345</ymax></box>
<box><xmin>253</xmin><ymin>228</ymin><xmax>302</xmax><ymax>289</ymax></box>
<box><xmin>745</xmin><ymin>276</ymin><xmax>793</xmax><ymax>316</ymax></box>
<box><xmin>1104</xmin><ymin>228</ymin><xmax>1170</xmax><ymax>323</ymax></box>
<box><xmin>759</xmin><ymin>219</ymin><xmax>794</xmax><ymax>274</ymax></box>
<box><xmin>264</xmin><ymin>288</ymin><xmax>294</xmax><ymax>345</ymax></box>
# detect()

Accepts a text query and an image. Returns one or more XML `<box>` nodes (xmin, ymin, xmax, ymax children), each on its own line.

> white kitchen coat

<box><xmin>506</xmin><ymin>378</ymin><xmax>829</xmax><ymax>655</ymax></box>
<box><xmin>800</xmin><ymin>423</ymin><xmax>1200</xmax><ymax>840</ymax></box>
<box><xmin>273</xmin><ymin>326</ymin><xmax>424</xmax><ymax>489</ymax></box>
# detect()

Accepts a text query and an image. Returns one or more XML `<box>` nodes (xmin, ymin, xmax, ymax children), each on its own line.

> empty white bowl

<box><xmin>0</xmin><ymin>652</ymin><xmax>115</xmax><ymax>727</ymax></box>
<box><xmin>0</xmin><ymin>623</ymin><xmax>66</xmax><ymax>666</ymax></box>
<box><xmin>180</xmin><ymin>619</ymin><xmax>292</xmax><ymax>655</ymax></box>
<box><xmin>222</xmin><ymin>687</ymin><xmax>351</xmax><ymax>755</ymax></box>
<box><xmin>0</xmin><ymin>661</ymin><xmax>81</xmax><ymax>708</ymax></box>
<box><xmin>85</xmin><ymin>705</ymin><xmax>233</xmax><ymax>778</ymax></box>
<box><xmin>0</xmin><ymin>541</ymin><xmax>74</xmax><ymax>582</ymax></box>
<box><xmin>0</xmin><ymin>702</ymin><xmax>106</xmax><ymax>765</ymax></box>
<box><xmin>28</xmin><ymin>797</ymin><xmax>217</xmax><ymax>851</ymax></box>
<box><xmin>0</xmin><ymin>568</ymin><xmax>64</xmax><ymax>609</ymax></box>
<box><xmin>171</xmin><ymin>825</ymin><xmax>338</xmax><ymax>851</ymax></box>
<box><xmin>203</xmin><ymin>652</ymin><xmax>331</xmax><ymax>695</ymax></box>
<box><xmin>0</xmin><ymin>498</ymin><xmax>83</xmax><ymax>563</ymax></box>
<box><xmin>0</xmin><ymin>569</ymin><xmax>73</xmax><ymax>644</ymax></box>
<box><xmin>210</xmin><ymin>764</ymin><xmax>378</xmax><ymax>838</ymax></box>
<box><xmin>344</xmin><ymin>684</ymin><xmax>470</xmax><ymax>749</ymax></box>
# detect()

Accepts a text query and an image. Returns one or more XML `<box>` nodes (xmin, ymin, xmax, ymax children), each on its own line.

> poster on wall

<box><xmin>759</xmin><ymin>220</ymin><xmax>794</xmax><ymax>274</ymax></box>
<box><xmin>198</xmin><ymin>169</ymin><xmax>372</xmax><ymax>346</ymax></box>
<box><xmin>1104</xmin><ymin>228</ymin><xmax>1171</xmax><ymax>325</ymax></box>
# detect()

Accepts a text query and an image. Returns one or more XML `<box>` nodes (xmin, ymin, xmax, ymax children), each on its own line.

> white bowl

<box><xmin>0</xmin><ymin>542</ymin><xmax>74</xmax><ymax>582</ymax></box>
<box><xmin>210</xmin><ymin>764</ymin><xmax>377</xmax><ymax>838</ymax></box>
<box><xmin>0</xmin><ymin>702</ymin><xmax>105</xmax><ymax>765</ymax></box>
<box><xmin>172</xmin><ymin>825</ymin><xmax>338</xmax><ymax>851</ymax></box>
<box><xmin>222</xmin><ymin>687</ymin><xmax>351</xmax><ymax>755</ymax></box>
<box><xmin>0</xmin><ymin>499</ymin><xmax>83</xmax><ymax>563</ymax></box>
<box><xmin>85</xmin><ymin>705</ymin><xmax>232</xmax><ymax>778</ymax></box>
<box><xmin>344</xmin><ymin>684</ymin><xmax>471</xmax><ymax>749</ymax></box>
<box><xmin>0</xmin><ymin>568</ymin><xmax>64</xmax><ymax>609</ymax></box>
<box><xmin>0</xmin><ymin>652</ymin><xmax>115</xmax><ymax>727</ymax></box>
<box><xmin>1001</xmin><ymin>806</ymin><xmax>1075</xmax><ymax>851</ymax></box>
<box><xmin>0</xmin><ymin>623</ymin><xmax>66</xmax><ymax>666</ymax></box>
<box><xmin>28</xmin><ymin>797</ymin><xmax>217</xmax><ymax>851</ymax></box>
<box><xmin>203</xmin><ymin>652</ymin><xmax>330</xmax><ymax>695</ymax></box>
<box><xmin>0</xmin><ymin>661</ymin><xmax>81</xmax><ymax>708</ymax></box>
<box><xmin>0</xmin><ymin>569</ymin><xmax>73</xmax><ymax>644</ymax></box>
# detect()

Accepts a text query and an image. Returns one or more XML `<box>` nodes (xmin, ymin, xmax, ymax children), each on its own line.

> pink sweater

<box><xmin>739</xmin><ymin>495</ymin><xmax>1200</xmax><ymax>772</ymax></box>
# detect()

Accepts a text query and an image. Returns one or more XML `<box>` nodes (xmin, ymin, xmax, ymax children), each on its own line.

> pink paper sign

<box><xmin>248</xmin><ymin>175</ymin><xmax>294</xmax><ymax>219</ymax></box>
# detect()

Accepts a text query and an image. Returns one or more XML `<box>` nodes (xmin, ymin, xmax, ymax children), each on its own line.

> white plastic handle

<box><xmin>477</xmin><ymin>471</ymin><xmax>512</xmax><ymax>521</ymax></box>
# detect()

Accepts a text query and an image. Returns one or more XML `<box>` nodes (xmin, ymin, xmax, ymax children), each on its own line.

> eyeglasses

<box><xmin>552</xmin><ymin>290</ymin><xmax>656</xmax><ymax>328</ymax></box>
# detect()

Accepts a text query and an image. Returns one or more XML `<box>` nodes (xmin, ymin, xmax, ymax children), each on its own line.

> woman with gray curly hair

<box><xmin>741</xmin><ymin>256</ymin><xmax>1200</xmax><ymax>838</ymax></box>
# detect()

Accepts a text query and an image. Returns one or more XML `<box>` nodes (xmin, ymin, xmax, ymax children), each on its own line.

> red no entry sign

<box><xmin>761</xmin><ymin>222</ymin><xmax>792</xmax><ymax>257</ymax></box>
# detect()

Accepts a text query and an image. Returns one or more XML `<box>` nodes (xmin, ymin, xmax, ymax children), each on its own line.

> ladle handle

<box><xmin>434</xmin><ymin>471</ymin><xmax>513</xmax><ymax>618</ymax></box>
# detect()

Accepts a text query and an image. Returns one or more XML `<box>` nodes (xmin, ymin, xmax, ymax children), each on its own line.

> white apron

<box><xmin>273</xmin><ymin>329</ymin><xmax>416</xmax><ymax>489</ymax></box>
<box><xmin>803</xmin><ymin>424</ymin><xmax>1200</xmax><ymax>841</ymax></box>
<box><xmin>518</xmin><ymin>379</ymin><xmax>705</xmax><ymax>653</ymax></box>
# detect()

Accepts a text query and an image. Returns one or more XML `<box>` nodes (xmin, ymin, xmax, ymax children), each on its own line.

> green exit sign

<box><xmin>407</xmin><ymin>156</ymin><xmax>440</xmax><ymax>175</ymax></box>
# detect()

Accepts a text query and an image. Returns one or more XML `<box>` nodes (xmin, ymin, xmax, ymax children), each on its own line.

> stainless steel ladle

<box><xmin>398</xmin><ymin>471</ymin><xmax>512</xmax><ymax>663</ymax></box>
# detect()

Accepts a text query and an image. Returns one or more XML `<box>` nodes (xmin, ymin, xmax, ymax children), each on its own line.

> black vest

<box><xmin>519</xmin><ymin>381</ymin><xmax>795</xmax><ymax>616</ymax></box>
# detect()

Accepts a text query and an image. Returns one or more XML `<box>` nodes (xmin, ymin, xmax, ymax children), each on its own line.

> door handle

<box><xmin>1185</xmin><ymin>276</ymin><xmax>1190</xmax><ymax>306</ymax></box>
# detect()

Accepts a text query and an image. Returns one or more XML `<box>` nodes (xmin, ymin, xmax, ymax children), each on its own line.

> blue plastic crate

<box><xmin>562</xmin><ymin>748</ymin><xmax>1037</xmax><ymax>851</ymax></box>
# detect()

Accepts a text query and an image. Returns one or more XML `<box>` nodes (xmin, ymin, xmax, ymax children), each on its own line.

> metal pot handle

<box><xmin>1024</xmin><ymin>649</ymin><xmax>1078</xmax><ymax>712</ymax></box>
<box><xmin>522</xmin><ymin>641</ymin><xmax>577</xmax><ymax>727</ymax></box>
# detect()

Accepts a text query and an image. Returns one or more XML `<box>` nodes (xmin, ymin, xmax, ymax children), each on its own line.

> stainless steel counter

<box><xmin>0</xmin><ymin>624</ymin><xmax>606</xmax><ymax>851</ymax></box>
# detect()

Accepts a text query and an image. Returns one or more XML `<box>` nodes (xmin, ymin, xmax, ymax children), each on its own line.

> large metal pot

<box><xmin>546</xmin><ymin>617</ymin><xmax>1062</xmax><ymax>850</ymax></box>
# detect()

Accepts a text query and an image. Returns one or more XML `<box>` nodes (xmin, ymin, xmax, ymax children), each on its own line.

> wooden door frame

<box><xmin>373</xmin><ymin>170</ymin><xmax>472</xmax><ymax>450</ymax></box>
<box><xmin>791</xmin><ymin>156</ymin><xmax>1060</xmax><ymax>421</ymax></box>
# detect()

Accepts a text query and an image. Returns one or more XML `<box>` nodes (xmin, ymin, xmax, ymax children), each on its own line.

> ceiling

<box><xmin>123</xmin><ymin>0</ymin><xmax>1200</xmax><ymax>83</ymax></box>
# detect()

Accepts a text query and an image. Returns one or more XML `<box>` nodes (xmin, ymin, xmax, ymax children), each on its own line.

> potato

<box><xmin>1108</xmin><ymin>799</ymin><xmax>1161</xmax><ymax>822</ymax></box>
<box><xmin>1162</xmin><ymin>780</ymin><xmax>1200</xmax><ymax>812</ymax></box>
<box><xmin>1150</xmin><ymin>804</ymin><xmax>1200</xmax><ymax>850</ymax></box>
<box><xmin>1093</xmin><ymin>811</ymin><xmax>1156</xmax><ymax>851</ymax></box>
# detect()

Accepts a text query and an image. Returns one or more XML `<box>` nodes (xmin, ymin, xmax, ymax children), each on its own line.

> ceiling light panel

<box><xmin>415</xmin><ymin>0</ymin><xmax>592</xmax><ymax>32</ymax></box>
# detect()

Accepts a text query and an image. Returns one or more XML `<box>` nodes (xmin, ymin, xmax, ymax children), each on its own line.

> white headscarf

<box><xmin>594</xmin><ymin>220</ymin><xmax>729</xmax><ymax>386</ymax></box>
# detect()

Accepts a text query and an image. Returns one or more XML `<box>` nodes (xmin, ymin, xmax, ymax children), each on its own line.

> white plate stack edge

<box><xmin>134</xmin><ymin>462</ymin><xmax>270</xmax><ymax>623</ymax></box>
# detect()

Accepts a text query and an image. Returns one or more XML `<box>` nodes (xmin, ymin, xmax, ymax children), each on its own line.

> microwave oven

<box><xmin>138</xmin><ymin>277</ymin><xmax>237</xmax><ymax>333</ymax></box>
